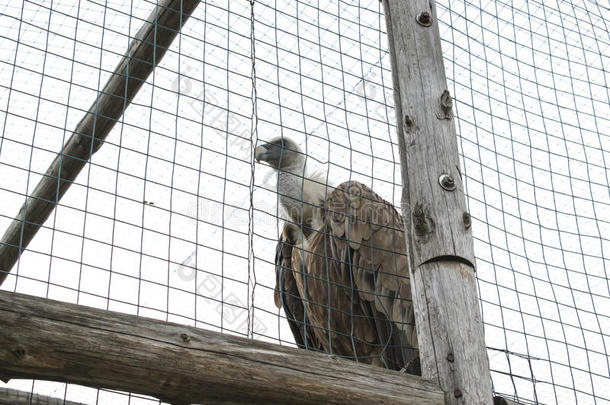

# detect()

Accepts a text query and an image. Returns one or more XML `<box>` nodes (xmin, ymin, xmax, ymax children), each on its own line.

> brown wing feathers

<box><xmin>276</xmin><ymin>181</ymin><xmax>417</xmax><ymax>370</ymax></box>
<box><xmin>274</xmin><ymin>224</ymin><xmax>323</xmax><ymax>352</ymax></box>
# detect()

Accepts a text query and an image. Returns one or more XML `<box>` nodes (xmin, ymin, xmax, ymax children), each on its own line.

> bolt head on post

<box><xmin>439</xmin><ymin>173</ymin><xmax>456</xmax><ymax>191</ymax></box>
<box><xmin>416</xmin><ymin>11</ymin><xmax>432</xmax><ymax>27</ymax></box>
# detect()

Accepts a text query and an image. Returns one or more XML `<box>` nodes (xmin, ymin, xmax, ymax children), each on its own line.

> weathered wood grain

<box><xmin>411</xmin><ymin>261</ymin><xmax>492</xmax><ymax>404</ymax></box>
<box><xmin>0</xmin><ymin>0</ymin><xmax>200</xmax><ymax>285</ymax></box>
<box><xmin>383</xmin><ymin>0</ymin><xmax>475</xmax><ymax>269</ymax></box>
<box><xmin>383</xmin><ymin>1</ymin><xmax>493</xmax><ymax>404</ymax></box>
<box><xmin>0</xmin><ymin>387</ymin><xmax>87</xmax><ymax>405</ymax></box>
<box><xmin>0</xmin><ymin>290</ymin><xmax>445</xmax><ymax>405</ymax></box>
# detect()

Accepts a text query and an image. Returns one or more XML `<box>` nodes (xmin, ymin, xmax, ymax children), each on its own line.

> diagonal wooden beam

<box><xmin>0</xmin><ymin>0</ymin><xmax>200</xmax><ymax>285</ymax></box>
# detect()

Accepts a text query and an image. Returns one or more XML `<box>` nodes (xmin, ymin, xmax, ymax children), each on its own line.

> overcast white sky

<box><xmin>0</xmin><ymin>0</ymin><xmax>608</xmax><ymax>404</ymax></box>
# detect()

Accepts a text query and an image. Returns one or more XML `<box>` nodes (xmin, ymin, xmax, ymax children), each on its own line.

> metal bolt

<box><xmin>439</xmin><ymin>174</ymin><xmax>456</xmax><ymax>191</ymax></box>
<box><xmin>454</xmin><ymin>389</ymin><xmax>463</xmax><ymax>398</ymax></box>
<box><xmin>417</xmin><ymin>11</ymin><xmax>432</xmax><ymax>27</ymax></box>
<box><xmin>180</xmin><ymin>333</ymin><xmax>190</xmax><ymax>343</ymax></box>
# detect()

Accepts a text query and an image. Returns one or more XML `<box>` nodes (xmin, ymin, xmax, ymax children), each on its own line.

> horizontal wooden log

<box><xmin>0</xmin><ymin>0</ymin><xmax>199</xmax><ymax>285</ymax></box>
<box><xmin>0</xmin><ymin>290</ymin><xmax>445</xmax><ymax>405</ymax></box>
<box><xmin>0</xmin><ymin>387</ymin><xmax>86</xmax><ymax>405</ymax></box>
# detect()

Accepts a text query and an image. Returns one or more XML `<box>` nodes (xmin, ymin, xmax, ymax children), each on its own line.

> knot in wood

<box><xmin>463</xmin><ymin>212</ymin><xmax>471</xmax><ymax>229</ymax></box>
<box><xmin>454</xmin><ymin>389</ymin><xmax>463</xmax><ymax>398</ymax></box>
<box><xmin>437</xmin><ymin>90</ymin><xmax>453</xmax><ymax>120</ymax></box>
<box><xmin>404</xmin><ymin>114</ymin><xmax>415</xmax><ymax>131</ymax></box>
<box><xmin>412</xmin><ymin>202</ymin><xmax>434</xmax><ymax>238</ymax></box>
<box><xmin>180</xmin><ymin>333</ymin><xmax>190</xmax><ymax>343</ymax></box>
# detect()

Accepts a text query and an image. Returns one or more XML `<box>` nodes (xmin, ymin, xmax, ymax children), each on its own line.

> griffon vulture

<box><xmin>255</xmin><ymin>136</ymin><xmax>418</xmax><ymax>372</ymax></box>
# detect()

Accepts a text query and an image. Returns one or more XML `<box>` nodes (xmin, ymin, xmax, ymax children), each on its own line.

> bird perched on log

<box><xmin>255</xmin><ymin>136</ymin><xmax>419</xmax><ymax>372</ymax></box>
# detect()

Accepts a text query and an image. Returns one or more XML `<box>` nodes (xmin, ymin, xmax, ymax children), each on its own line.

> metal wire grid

<box><xmin>249</xmin><ymin>0</ymin><xmax>404</xmax><ymax>350</ymax></box>
<box><xmin>0</xmin><ymin>0</ymin><xmax>607</xmax><ymax>404</ymax></box>
<box><xmin>0</xmin><ymin>0</ymin><xmax>255</xmax><ymax>403</ymax></box>
<box><xmin>440</xmin><ymin>0</ymin><xmax>609</xmax><ymax>403</ymax></box>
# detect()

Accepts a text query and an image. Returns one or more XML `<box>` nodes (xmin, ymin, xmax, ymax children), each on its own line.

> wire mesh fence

<box><xmin>0</xmin><ymin>0</ymin><xmax>608</xmax><ymax>404</ymax></box>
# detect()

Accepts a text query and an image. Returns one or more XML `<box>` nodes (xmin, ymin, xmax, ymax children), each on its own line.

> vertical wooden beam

<box><xmin>382</xmin><ymin>1</ymin><xmax>493</xmax><ymax>404</ymax></box>
<box><xmin>0</xmin><ymin>0</ymin><xmax>200</xmax><ymax>284</ymax></box>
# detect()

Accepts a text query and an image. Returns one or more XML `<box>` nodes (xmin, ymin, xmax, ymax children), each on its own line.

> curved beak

<box><xmin>254</xmin><ymin>143</ymin><xmax>279</xmax><ymax>163</ymax></box>
<box><xmin>254</xmin><ymin>145</ymin><xmax>268</xmax><ymax>163</ymax></box>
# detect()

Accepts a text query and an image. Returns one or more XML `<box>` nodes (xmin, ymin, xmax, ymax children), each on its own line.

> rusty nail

<box><xmin>454</xmin><ymin>389</ymin><xmax>463</xmax><ymax>398</ymax></box>
<box><xmin>180</xmin><ymin>333</ymin><xmax>190</xmax><ymax>343</ymax></box>
<box><xmin>463</xmin><ymin>212</ymin><xmax>471</xmax><ymax>229</ymax></box>
<box><xmin>447</xmin><ymin>353</ymin><xmax>454</xmax><ymax>362</ymax></box>
<box><xmin>12</xmin><ymin>348</ymin><xmax>25</xmax><ymax>360</ymax></box>
<box><xmin>439</xmin><ymin>174</ymin><xmax>456</xmax><ymax>191</ymax></box>
<box><xmin>417</xmin><ymin>11</ymin><xmax>432</xmax><ymax>27</ymax></box>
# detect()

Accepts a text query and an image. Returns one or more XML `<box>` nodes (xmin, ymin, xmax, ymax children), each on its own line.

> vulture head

<box><xmin>254</xmin><ymin>136</ymin><xmax>326</xmax><ymax>232</ymax></box>
<box><xmin>254</xmin><ymin>137</ymin><xmax>305</xmax><ymax>171</ymax></box>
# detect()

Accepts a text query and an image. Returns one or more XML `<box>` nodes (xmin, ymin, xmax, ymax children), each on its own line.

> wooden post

<box><xmin>382</xmin><ymin>1</ymin><xmax>493</xmax><ymax>404</ymax></box>
<box><xmin>0</xmin><ymin>0</ymin><xmax>200</xmax><ymax>285</ymax></box>
<box><xmin>0</xmin><ymin>290</ymin><xmax>445</xmax><ymax>405</ymax></box>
